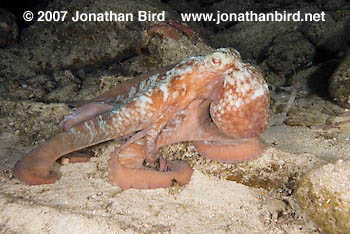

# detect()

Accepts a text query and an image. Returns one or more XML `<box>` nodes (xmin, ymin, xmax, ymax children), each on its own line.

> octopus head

<box><xmin>202</xmin><ymin>48</ymin><xmax>242</xmax><ymax>72</ymax></box>
<box><xmin>209</xmin><ymin>53</ymin><xmax>270</xmax><ymax>139</ymax></box>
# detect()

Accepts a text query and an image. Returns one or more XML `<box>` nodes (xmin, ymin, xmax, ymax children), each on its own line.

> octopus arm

<box><xmin>192</xmin><ymin>137</ymin><xmax>265</xmax><ymax>163</ymax></box>
<box><xmin>108</xmin><ymin>138</ymin><xmax>192</xmax><ymax>189</ymax></box>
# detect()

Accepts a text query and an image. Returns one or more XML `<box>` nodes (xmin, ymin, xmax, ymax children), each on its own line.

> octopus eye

<box><xmin>211</xmin><ymin>56</ymin><xmax>222</xmax><ymax>66</ymax></box>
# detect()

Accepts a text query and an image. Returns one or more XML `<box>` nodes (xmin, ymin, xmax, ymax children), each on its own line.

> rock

<box><xmin>0</xmin><ymin>1</ymin><xmax>179</xmax><ymax>78</ymax></box>
<box><xmin>329</xmin><ymin>52</ymin><xmax>350</xmax><ymax>108</ymax></box>
<box><xmin>0</xmin><ymin>98</ymin><xmax>70</xmax><ymax>145</ymax></box>
<box><xmin>300</xmin><ymin>12</ymin><xmax>350</xmax><ymax>52</ymax></box>
<box><xmin>18</xmin><ymin>0</ymin><xmax>179</xmax><ymax>71</ymax></box>
<box><xmin>134</xmin><ymin>29</ymin><xmax>212</xmax><ymax>73</ymax></box>
<box><xmin>209</xmin><ymin>19</ymin><xmax>301</xmax><ymax>61</ymax></box>
<box><xmin>44</xmin><ymin>83</ymin><xmax>79</xmax><ymax>103</ymax></box>
<box><xmin>266</xmin><ymin>32</ymin><xmax>315</xmax><ymax>73</ymax></box>
<box><xmin>0</xmin><ymin>8</ymin><xmax>18</xmax><ymax>48</ymax></box>
<box><xmin>296</xmin><ymin>160</ymin><xmax>350</xmax><ymax>234</ymax></box>
<box><xmin>0</xmin><ymin>0</ymin><xmax>185</xmax><ymax>101</ymax></box>
<box><xmin>316</xmin><ymin>0</ymin><xmax>345</xmax><ymax>11</ymax></box>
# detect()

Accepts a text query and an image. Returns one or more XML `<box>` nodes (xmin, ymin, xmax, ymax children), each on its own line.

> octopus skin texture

<box><xmin>12</xmin><ymin>48</ymin><xmax>269</xmax><ymax>190</ymax></box>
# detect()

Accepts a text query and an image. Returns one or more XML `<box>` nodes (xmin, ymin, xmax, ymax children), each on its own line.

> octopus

<box><xmin>12</xmin><ymin>48</ymin><xmax>269</xmax><ymax>190</ymax></box>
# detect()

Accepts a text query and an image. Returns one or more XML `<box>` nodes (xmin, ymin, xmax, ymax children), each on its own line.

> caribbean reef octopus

<box><xmin>13</xmin><ymin>48</ymin><xmax>269</xmax><ymax>190</ymax></box>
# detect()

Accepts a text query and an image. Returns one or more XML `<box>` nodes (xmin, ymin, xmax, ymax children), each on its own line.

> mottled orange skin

<box><xmin>13</xmin><ymin>48</ymin><xmax>269</xmax><ymax>190</ymax></box>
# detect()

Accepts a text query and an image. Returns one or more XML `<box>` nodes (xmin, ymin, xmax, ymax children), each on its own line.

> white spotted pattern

<box><xmin>77</xmin><ymin>48</ymin><xmax>268</xmax><ymax>149</ymax></box>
